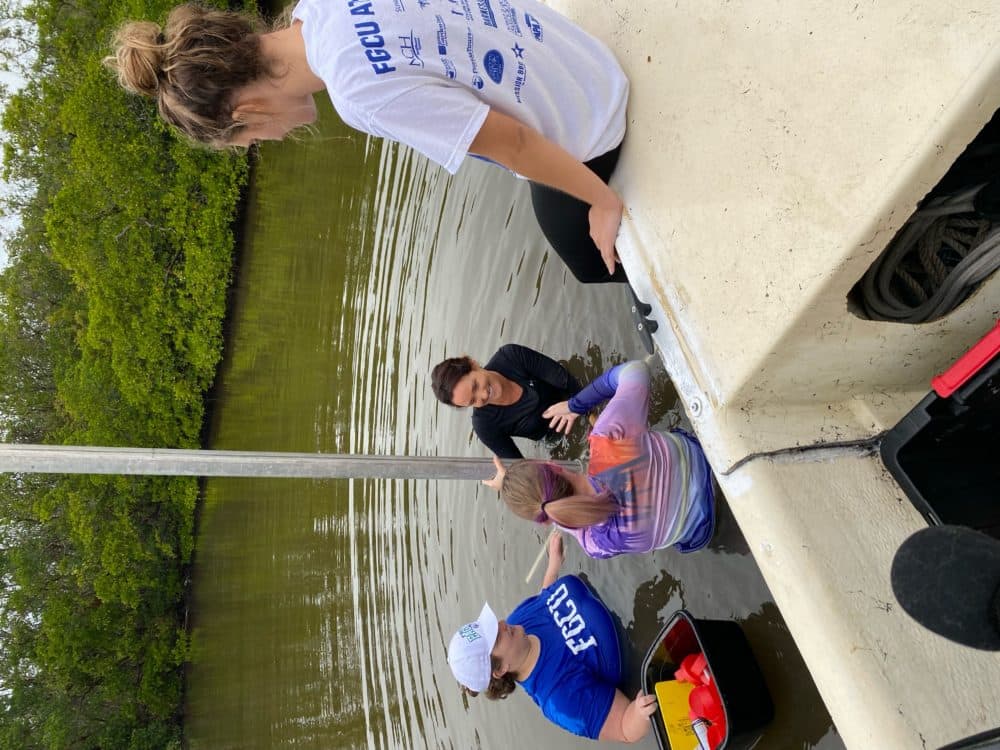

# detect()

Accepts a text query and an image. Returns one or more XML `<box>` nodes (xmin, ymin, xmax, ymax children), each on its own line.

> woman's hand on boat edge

<box><xmin>589</xmin><ymin>199</ymin><xmax>624</xmax><ymax>276</ymax></box>
<box><xmin>469</xmin><ymin>109</ymin><xmax>624</xmax><ymax>276</ymax></box>
<box><xmin>543</xmin><ymin>400</ymin><xmax>579</xmax><ymax>434</ymax></box>
<box><xmin>482</xmin><ymin>455</ymin><xmax>506</xmax><ymax>491</ymax></box>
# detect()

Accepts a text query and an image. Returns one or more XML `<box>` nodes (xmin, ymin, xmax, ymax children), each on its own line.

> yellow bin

<box><xmin>654</xmin><ymin>680</ymin><xmax>699</xmax><ymax>750</ymax></box>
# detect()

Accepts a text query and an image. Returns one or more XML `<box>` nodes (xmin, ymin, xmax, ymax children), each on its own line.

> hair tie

<box><xmin>534</xmin><ymin>498</ymin><xmax>556</xmax><ymax>523</ymax></box>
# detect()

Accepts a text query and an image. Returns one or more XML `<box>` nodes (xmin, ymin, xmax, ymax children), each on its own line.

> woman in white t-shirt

<box><xmin>106</xmin><ymin>1</ymin><xmax>630</xmax><ymax>283</ymax></box>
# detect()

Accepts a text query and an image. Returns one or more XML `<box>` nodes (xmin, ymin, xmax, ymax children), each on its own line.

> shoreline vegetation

<box><xmin>0</xmin><ymin>1</ymin><xmax>257</xmax><ymax>747</ymax></box>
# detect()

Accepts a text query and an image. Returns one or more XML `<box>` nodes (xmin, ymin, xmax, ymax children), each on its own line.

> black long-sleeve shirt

<box><xmin>471</xmin><ymin>344</ymin><xmax>581</xmax><ymax>459</ymax></box>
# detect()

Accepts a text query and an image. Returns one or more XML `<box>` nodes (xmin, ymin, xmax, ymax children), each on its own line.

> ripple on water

<box><xmin>187</xmin><ymin>118</ymin><xmax>842</xmax><ymax>749</ymax></box>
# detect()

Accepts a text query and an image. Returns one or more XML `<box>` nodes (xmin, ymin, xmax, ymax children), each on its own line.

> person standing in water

<box><xmin>106</xmin><ymin>1</ymin><xmax>630</xmax><ymax>284</ymax></box>
<box><xmin>430</xmin><ymin>344</ymin><xmax>582</xmax><ymax>459</ymax></box>
<box><xmin>447</xmin><ymin>532</ymin><xmax>656</xmax><ymax>742</ymax></box>
<box><xmin>492</xmin><ymin>359</ymin><xmax>716</xmax><ymax>558</ymax></box>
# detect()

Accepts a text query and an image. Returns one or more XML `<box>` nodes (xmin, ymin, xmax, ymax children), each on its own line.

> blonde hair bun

<box><xmin>107</xmin><ymin>21</ymin><xmax>164</xmax><ymax>98</ymax></box>
<box><xmin>106</xmin><ymin>4</ymin><xmax>269</xmax><ymax>147</ymax></box>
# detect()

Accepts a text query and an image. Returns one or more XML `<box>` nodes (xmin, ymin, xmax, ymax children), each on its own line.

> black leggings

<box><xmin>528</xmin><ymin>145</ymin><xmax>627</xmax><ymax>284</ymax></box>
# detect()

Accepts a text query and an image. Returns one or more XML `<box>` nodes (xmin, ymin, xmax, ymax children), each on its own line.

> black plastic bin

<box><xmin>641</xmin><ymin>610</ymin><xmax>774</xmax><ymax>750</ymax></box>
<box><xmin>881</xmin><ymin>322</ymin><xmax>1000</xmax><ymax>539</ymax></box>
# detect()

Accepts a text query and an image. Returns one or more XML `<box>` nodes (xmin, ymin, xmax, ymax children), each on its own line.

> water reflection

<box><xmin>185</xmin><ymin>106</ymin><xmax>842</xmax><ymax>749</ymax></box>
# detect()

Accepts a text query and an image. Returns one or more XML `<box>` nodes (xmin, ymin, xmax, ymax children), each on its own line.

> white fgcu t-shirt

<box><xmin>292</xmin><ymin>0</ymin><xmax>628</xmax><ymax>174</ymax></box>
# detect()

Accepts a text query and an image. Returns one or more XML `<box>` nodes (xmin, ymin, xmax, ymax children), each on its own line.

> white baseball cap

<box><xmin>447</xmin><ymin>603</ymin><xmax>500</xmax><ymax>692</ymax></box>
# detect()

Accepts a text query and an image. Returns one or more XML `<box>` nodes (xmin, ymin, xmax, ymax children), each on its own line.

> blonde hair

<box><xmin>501</xmin><ymin>461</ymin><xmax>618</xmax><ymax>529</ymax></box>
<box><xmin>105</xmin><ymin>4</ymin><xmax>278</xmax><ymax>147</ymax></box>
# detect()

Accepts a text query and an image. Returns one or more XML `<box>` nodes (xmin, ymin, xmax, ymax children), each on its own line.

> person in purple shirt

<box><xmin>489</xmin><ymin>359</ymin><xmax>715</xmax><ymax>558</ymax></box>
<box><xmin>447</xmin><ymin>533</ymin><xmax>656</xmax><ymax>742</ymax></box>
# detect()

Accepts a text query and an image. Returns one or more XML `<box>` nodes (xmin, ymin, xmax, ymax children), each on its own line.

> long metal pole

<box><xmin>0</xmin><ymin>444</ymin><xmax>581</xmax><ymax>479</ymax></box>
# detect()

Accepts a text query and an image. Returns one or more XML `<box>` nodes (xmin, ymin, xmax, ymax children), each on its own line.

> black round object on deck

<box><xmin>891</xmin><ymin>525</ymin><xmax>1000</xmax><ymax>651</ymax></box>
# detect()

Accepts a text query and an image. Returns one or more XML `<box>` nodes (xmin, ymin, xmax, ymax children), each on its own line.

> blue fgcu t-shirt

<box><xmin>507</xmin><ymin>575</ymin><xmax>622</xmax><ymax>739</ymax></box>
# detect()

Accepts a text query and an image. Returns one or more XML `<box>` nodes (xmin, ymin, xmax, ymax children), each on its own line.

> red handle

<box><xmin>931</xmin><ymin>320</ymin><xmax>1000</xmax><ymax>398</ymax></box>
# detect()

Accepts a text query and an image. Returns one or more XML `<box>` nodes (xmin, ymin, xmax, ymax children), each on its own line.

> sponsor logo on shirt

<box><xmin>399</xmin><ymin>31</ymin><xmax>424</xmax><ymax>66</ymax></box>
<box><xmin>434</xmin><ymin>14</ymin><xmax>448</xmax><ymax>53</ymax></box>
<box><xmin>477</xmin><ymin>0</ymin><xmax>497</xmax><ymax>28</ymax></box>
<box><xmin>417</xmin><ymin>0</ymin><xmax>430</xmax><ymax>7</ymax></box>
<box><xmin>393</xmin><ymin>0</ymin><xmax>405</xmax><ymax>12</ymax></box>
<box><xmin>483</xmin><ymin>49</ymin><xmax>504</xmax><ymax>84</ymax></box>
<box><xmin>513</xmin><ymin>60</ymin><xmax>526</xmax><ymax>103</ymax></box>
<box><xmin>510</xmin><ymin>42</ymin><xmax>524</xmax><ymax>59</ymax></box>
<box><xmin>546</xmin><ymin>583</ymin><xmax>598</xmax><ymax>655</ymax></box>
<box><xmin>498</xmin><ymin>0</ymin><xmax>522</xmax><ymax>36</ymax></box>
<box><xmin>471</xmin><ymin>74</ymin><xmax>485</xmax><ymax>90</ymax></box>
<box><xmin>347</xmin><ymin>0</ymin><xmax>396</xmax><ymax>75</ymax></box>
<box><xmin>448</xmin><ymin>0</ymin><xmax>473</xmax><ymax>22</ymax></box>
<box><xmin>441</xmin><ymin>57</ymin><xmax>457</xmax><ymax>78</ymax></box>
<box><xmin>465</xmin><ymin>28</ymin><xmax>481</xmax><ymax>77</ymax></box>
<box><xmin>524</xmin><ymin>12</ymin><xmax>543</xmax><ymax>41</ymax></box>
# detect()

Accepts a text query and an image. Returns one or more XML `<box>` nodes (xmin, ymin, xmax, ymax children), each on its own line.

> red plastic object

<box><xmin>706</xmin><ymin>720</ymin><xmax>726</xmax><ymax>750</ymax></box>
<box><xmin>689</xmin><ymin>685</ymin><xmax>724</xmax><ymax>723</ymax></box>
<box><xmin>677</xmin><ymin>651</ymin><xmax>728</xmax><ymax>750</ymax></box>
<box><xmin>675</xmin><ymin>653</ymin><xmax>710</xmax><ymax>685</ymax></box>
<box><xmin>689</xmin><ymin>684</ymin><xmax>727</xmax><ymax>750</ymax></box>
<box><xmin>931</xmin><ymin>319</ymin><xmax>1000</xmax><ymax>398</ymax></box>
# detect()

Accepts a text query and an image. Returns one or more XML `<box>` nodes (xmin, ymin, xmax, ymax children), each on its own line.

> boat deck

<box><xmin>549</xmin><ymin>0</ymin><xmax>1000</xmax><ymax>746</ymax></box>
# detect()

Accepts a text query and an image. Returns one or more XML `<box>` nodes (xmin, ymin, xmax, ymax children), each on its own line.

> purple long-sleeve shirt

<box><xmin>563</xmin><ymin>361</ymin><xmax>714</xmax><ymax>558</ymax></box>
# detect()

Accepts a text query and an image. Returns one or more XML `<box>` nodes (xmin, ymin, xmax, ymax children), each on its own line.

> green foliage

<box><xmin>0</xmin><ymin>0</ymin><xmax>253</xmax><ymax>746</ymax></box>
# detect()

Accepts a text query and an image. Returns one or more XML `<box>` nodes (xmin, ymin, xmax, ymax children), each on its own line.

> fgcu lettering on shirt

<box><xmin>545</xmin><ymin>582</ymin><xmax>597</xmax><ymax>655</ymax></box>
<box><xmin>347</xmin><ymin>0</ymin><xmax>397</xmax><ymax>74</ymax></box>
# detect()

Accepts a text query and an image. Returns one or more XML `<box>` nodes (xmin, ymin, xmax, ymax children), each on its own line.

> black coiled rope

<box><xmin>861</xmin><ymin>183</ymin><xmax>1000</xmax><ymax>323</ymax></box>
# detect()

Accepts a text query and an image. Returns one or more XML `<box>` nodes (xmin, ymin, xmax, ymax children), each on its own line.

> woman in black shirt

<box><xmin>431</xmin><ymin>344</ymin><xmax>582</xmax><ymax>459</ymax></box>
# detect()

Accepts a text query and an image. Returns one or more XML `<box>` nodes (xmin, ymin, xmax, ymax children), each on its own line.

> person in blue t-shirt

<box><xmin>447</xmin><ymin>533</ymin><xmax>656</xmax><ymax>742</ymax></box>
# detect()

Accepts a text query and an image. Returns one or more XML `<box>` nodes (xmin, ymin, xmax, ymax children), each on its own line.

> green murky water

<box><xmin>184</xmin><ymin>104</ymin><xmax>843</xmax><ymax>750</ymax></box>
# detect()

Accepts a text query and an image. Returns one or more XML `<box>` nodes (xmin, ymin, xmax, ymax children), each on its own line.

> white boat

<box><xmin>546</xmin><ymin>0</ymin><xmax>1000</xmax><ymax>747</ymax></box>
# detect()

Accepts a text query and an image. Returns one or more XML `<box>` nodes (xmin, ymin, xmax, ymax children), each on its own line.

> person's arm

<box><xmin>545</xmin><ymin>363</ymin><xmax>619</xmax><ymax>433</ymax></box>
<box><xmin>570</xmin><ymin>363</ymin><xmax>625</xmax><ymax>413</ymax></box>
<box><xmin>482</xmin><ymin>455</ymin><xmax>506</xmax><ymax>490</ymax></box>
<box><xmin>502</xmin><ymin>344</ymin><xmax>583</xmax><ymax>435</ymax></box>
<box><xmin>597</xmin><ymin>689</ymin><xmax>657</xmax><ymax>744</ymax></box>
<box><xmin>540</xmin><ymin>532</ymin><xmax>564</xmax><ymax>589</ymax></box>
<box><xmin>473</xmin><ymin>418</ymin><xmax>523</xmax><ymax>460</ymax></box>
<box><xmin>470</xmin><ymin>109</ymin><xmax>623</xmax><ymax>275</ymax></box>
<box><xmin>503</xmin><ymin>344</ymin><xmax>580</xmax><ymax>395</ymax></box>
<box><xmin>547</xmin><ymin>361</ymin><xmax>650</xmax><ymax>438</ymax></box>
